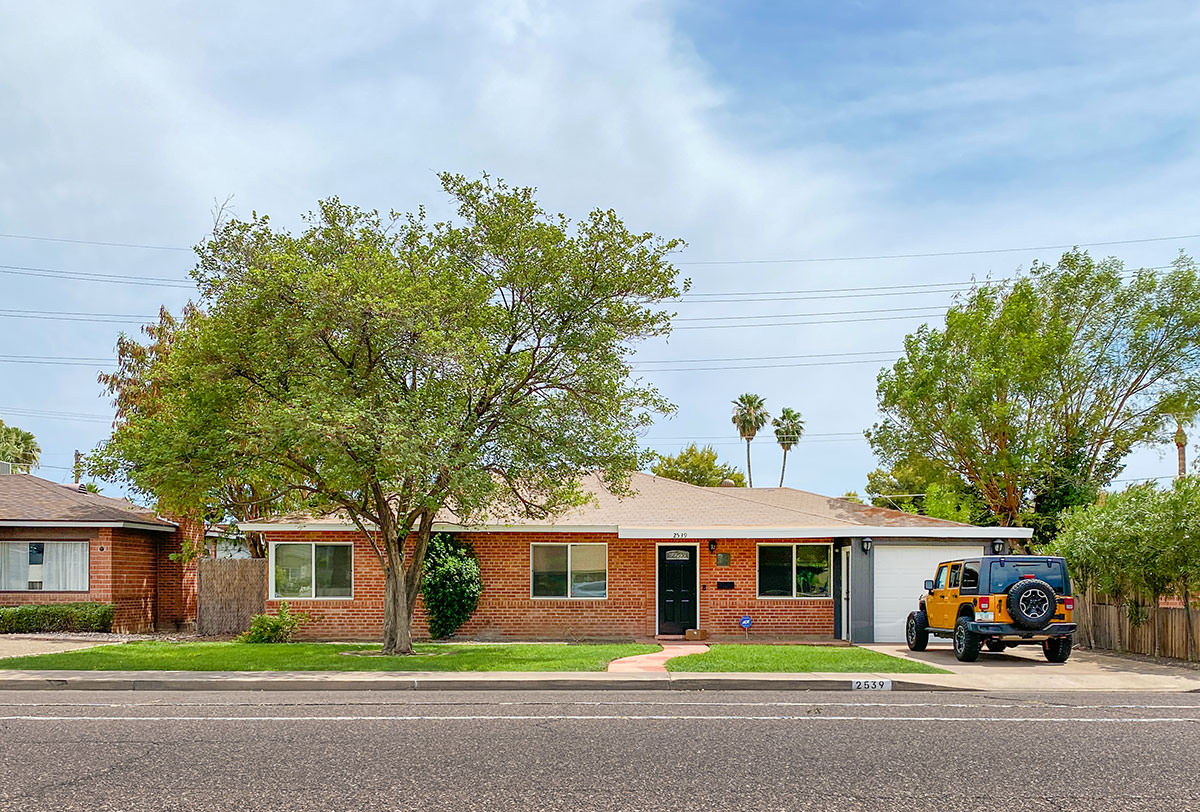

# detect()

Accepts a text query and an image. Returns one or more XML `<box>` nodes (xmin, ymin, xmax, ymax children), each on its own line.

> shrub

<box><xmin>236</xmin><ymin>602</ymin><xmax>312</xmax><ymax>643</ymax></box>
<box><xmin>0</xmin><ymin>602</ymin><xmax>114</xmax><ymax>634</ymax></box>
<box><xmin>422</xmin><ymin>533</ymin><xmax>483</xmax><ymax>639</ymax></box>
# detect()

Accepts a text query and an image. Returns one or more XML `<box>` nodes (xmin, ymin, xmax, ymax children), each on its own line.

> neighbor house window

<box><xmin>757</xmin><ymin>544</ymin><xmax>831</xmax><ymax>598</ymax></box>
<box><xmin>0</xmin><ymin>541</ymin><xmax>89</xmax><ymax>591</ymax></box>
<box><xmin>270</xmin><ymin>542</ymin><xmax>353</xmax><ymax>599</ymax></box>
<box><xmin>530</xmin><ymin>543</ymin><xmax>607</xmax><ymax>599</ymax></box>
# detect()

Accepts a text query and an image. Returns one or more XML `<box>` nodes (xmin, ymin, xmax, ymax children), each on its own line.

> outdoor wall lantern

<box><xmin>860</xmin><ymin>537</ymin><xmax>873</xmax><ymax>553</ymax></box>
<box><xmin>708</xmin><ymin>539</ymin><xmax>718</xmax><ymax>553</ymax></box>
<box><xmin>991</xmin><ymin>539</ymin><xmax>1006</xmax><ymax>555</ymax></box>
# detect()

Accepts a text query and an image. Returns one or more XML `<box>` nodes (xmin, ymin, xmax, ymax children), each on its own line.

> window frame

<box><xmin>268</xmin><ymin>541</ymin><xmax>355</xmax><ymax>601</ymax></box>
<box><xmin>755</xmin><ymin>543</ymin><xmax>833</xmax><ymax>600</ymax></box>
<box><xmin>529</xmin><ymin>542</ymin><xmax>609</xmax><ymax>601</ymax></box>
<box><xmin>0</xmin><ymin>541</ymin><xmax>89</xmax><ymax>593</ymax></box>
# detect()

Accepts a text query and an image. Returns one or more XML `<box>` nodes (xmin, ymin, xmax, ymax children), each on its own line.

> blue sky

<box><xmin>1</xmin><ymin>1</ymin><xmax>1198</xmax><ymax>497</ymax></box>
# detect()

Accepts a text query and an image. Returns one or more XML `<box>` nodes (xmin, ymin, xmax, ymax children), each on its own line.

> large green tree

<box><xmin>650</xmin><ymin>443</ymin><xmax>745</xmax><ymax>487</ymax></box>
<box><xmin>731</xmin><ymin>393</ymin><xmax>769</xmax><ymax>487</ymax></box>
<box><xmin>94</xmin><ymin>174</ymin><xmax>685</xmax><ymax>654</ymax></box>
<box><xmin>869</xmin><ymin>249</ymin><xmax>1200</xmax><ymax>540</ymax></box>
<box><xmin>0</xmin><ymin>420</ymin><xmax>40</xmax><ymax>473</ymax></box>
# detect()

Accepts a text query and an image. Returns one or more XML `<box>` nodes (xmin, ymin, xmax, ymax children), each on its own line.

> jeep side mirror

<box><xmin>924</xmin><ymin>579</ymin><xmax>934</xmax><ymax>591</ymax></box>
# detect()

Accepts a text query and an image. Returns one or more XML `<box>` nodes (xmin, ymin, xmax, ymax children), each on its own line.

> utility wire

<box><xmin>0</xmin><ymin>263</ymin><xmax>193</xmax><ymax>288</ymax></box>
<box><xmin>0</xmin><ymin>232</ymin><xmax>191</xmax><ymax>252</ymax></box>
<box><xmin>673</xmin><ymin>310</ymin><xmax>946</xmax><ymax>330</ymax></box>
<box><xmin>677</xmin><ymin>233</ymin><xmax>1200</xmax><ymax>266</ymax></box>
<box><xmin>0</xmin><ymin>355</ymin><xmax>116</xmax><ymax>366</ymax></box>
<box><xmin>0</xmin><ymin>309</ymin><xmax>154</xmax><ymax>324</ymax></box>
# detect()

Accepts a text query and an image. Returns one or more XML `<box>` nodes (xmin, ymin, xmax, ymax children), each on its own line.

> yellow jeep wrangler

<box><xmin>905</xmin><ymin>555</ymin><xmax>1076</xmax><ymax>662</ymax></box>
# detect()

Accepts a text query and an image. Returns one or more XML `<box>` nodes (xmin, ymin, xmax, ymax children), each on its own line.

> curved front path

<box><xmin>607</xmin><ymin>643</ymin><xmax>709</xmax><ymax>672</ymax></box>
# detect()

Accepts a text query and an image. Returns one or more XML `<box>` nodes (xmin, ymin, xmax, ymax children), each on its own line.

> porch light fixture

<box><xmin>860</xmin><ymin>537</ymin><xmax>873</xmax><ymax>553</ymax></box>
<box><xmin>991</xmin><ymin>539</ymin><xmax>1006</xmax><ymax>555</ymax></box>
<box><xmin>708</xmin><ymin>539</ymin><xmax>718</xmax><ymax>553</ymax></box>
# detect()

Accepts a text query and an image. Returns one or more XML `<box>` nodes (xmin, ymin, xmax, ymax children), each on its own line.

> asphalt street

<box><xmin>0</xmin><ymin>689</ymin><xmax>1198</xmax><ymax>811</ymax></box>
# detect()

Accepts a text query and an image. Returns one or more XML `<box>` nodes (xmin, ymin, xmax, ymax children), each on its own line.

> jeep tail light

<box><xmin>1064</xmin><ymin>597</ymin><xmax>1074</xmax><ymax>611</ymax></box>
<box><xmin>978</xmin><ymin>597</ymin><xmax>990</xmax><ymax>610</ymax></box>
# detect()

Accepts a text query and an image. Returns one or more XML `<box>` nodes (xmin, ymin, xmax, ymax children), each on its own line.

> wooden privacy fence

<box><xmin>197</xmin><ymin>558</ymin><xmax>267</xmax><ymax>636</ymax></box>
<box><xmin>1076</xmin><ymin>593</ymin><xmax>1199</xmax><ymax>661</ymax></box>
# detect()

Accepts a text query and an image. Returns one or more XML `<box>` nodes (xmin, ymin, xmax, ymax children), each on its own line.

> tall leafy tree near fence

<box><xmin>869</xmin><ymin>250</ymin><xmax>1200</xmax><ymax>544</ymax></box>
<box><xmin>93</xmin><ymin>173</ymin><xmax>685</xmax><ymax>655</ymax></box>
<box><xmin>1052</xmin><ymin>477</ymin><xmax>1200</xmax><ymax>660</ymax></box>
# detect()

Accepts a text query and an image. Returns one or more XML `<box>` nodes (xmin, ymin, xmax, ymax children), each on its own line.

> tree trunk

<box><xmin>1176</xmin><ymin>423</ymin><xmax>1187</xmax><ymax>479</ymax></box>
<box><xmin>1185</xmin><ymin>584</ymin><xmax>1194</xmax><ymax>662</ymax></box>
<box><xmin>745</xmin><ymin>439</ymin><xmax>753</xmax><ymax>488</ymax></box>
<box><xmin>382</xmin><ymin>559</ymin><xmax>415</xmax><ymax>655</ymax></box>
<box><xmin>778</xmin><ymin>449</ymin><xmax>788</xmax><ymax>488</ymax></box>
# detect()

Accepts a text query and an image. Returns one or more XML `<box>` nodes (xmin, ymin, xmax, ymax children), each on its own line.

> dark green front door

<box><xmin>658</xmin><ymin>545</ymin><xmax>697</xmax><ymax>634</ymax></box>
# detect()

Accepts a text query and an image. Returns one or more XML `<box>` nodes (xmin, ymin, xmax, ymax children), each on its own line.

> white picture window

<box><xmin>0</xmin><ymin>542</ymin><xmax>89</xmax><ymax>591</ymax></box>
<box><xmin>531</xmin><ymin>543</ymin><xmax>607</xmax><ymax>599</ymax></box>
<box><xmin>757</xmin><ymin>544</ymin><xmax>832</xmax><ymax>598</ymax></box>
<box><xmin>270</xmin><ymin>543</ymin><xmax>353</xmax><ymax>599</ymax></box>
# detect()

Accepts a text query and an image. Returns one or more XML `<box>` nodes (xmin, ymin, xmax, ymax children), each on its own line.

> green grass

<box><xmin>665</xmin><ymin>644</ymin><xmax>949</xmax><ymax>674</ymax></box>
<box><xmin>0</xmin><ymin>641</ymin><xmax>659</xmax><ymax>672</ymax></box>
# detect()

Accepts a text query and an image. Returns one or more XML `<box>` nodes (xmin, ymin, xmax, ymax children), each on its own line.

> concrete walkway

<box><xmin>607</xmin><ymin>643</ymin><xmax>709</xmax><ymax>672</ymax></box>
<box><xmin>0</xmin><ymin>636</ymin><xmax>108</xmax><ymax>659</ymax></box>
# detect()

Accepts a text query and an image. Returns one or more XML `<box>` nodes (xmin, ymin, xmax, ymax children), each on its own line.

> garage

<box><xmin>872</xmin><ymin>542</ymin><xmax>988</xmax><ymax>642</ymax></box>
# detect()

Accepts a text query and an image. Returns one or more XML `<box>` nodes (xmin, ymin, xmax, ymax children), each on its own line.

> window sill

<box><xmin>529</xmin><ymin>596</ymin><xmax>609</xmax><ymax>601</ymax></box>
<box><xmin>756</xmin><ymin>595</ymin><xmax>833</xmax><ymax>601</ymax></box>
<box><xmin>269</xmin><ymin>596</ymin><xmax>355</xmax><ymax>602</ymax></box>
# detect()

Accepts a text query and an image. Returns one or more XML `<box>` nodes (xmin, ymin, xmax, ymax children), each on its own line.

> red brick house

<box><xmin>0</xmin><ymin>474</ymin><xmax>199</xmax><ymax>632</ymax></box>
<box><xmin>243</xmin><ymin>472</ymin><xmax>1031</xmax><ymax>642</ymax></box>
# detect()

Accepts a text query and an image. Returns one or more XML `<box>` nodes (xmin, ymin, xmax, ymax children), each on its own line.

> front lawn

<box><xmin>0</xmin><ymin>641</ymin><xmax>659</xmax><ymax>672</ymax></box>
<box><xmin>665</xmin><ymin>644</ymin><xmax>949</xmax><ymax>674</ymax></box>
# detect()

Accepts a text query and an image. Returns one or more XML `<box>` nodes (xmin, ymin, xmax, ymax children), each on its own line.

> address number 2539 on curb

<box><xmin>851</xmin><ymin>679</ymin><xmax>892</xmax><ymax>691</ymax></box>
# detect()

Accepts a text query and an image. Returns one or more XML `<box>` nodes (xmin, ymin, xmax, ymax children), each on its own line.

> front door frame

<box><xmin>655</xmin><ymin>541</ymin><xmax>700</xmax><ymax>636</ymax></box>
<box><xmin>840</xmin><ymin>544</ymin><xmax>851</xmax><ymax>640</ymax></box>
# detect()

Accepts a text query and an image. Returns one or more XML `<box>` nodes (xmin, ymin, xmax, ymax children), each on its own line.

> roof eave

<box><xmin>0</xmin><ymin>520</ymin><xmax>177</xmax><ymax>533</ymax></box>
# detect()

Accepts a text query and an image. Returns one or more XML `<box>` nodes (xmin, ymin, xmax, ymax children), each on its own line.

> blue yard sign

<box><xmin>739</xmin><ymin>615</ymin><xmax>752</xmax><ymax>629</ymax></box>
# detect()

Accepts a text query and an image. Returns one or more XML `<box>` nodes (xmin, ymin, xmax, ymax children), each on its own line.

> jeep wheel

<box><xmin>1007</xmin><ymin>578</ymin><xmax>1057</xmax><ymax>630</ymax></box>
<box><xmin>984</xmin><ymin>639</ymin><xmax>1008</xmax><ymax>653</ymax></box>
<box><xmin>906</xmin><ymin>611</ymin><xmax>929</xmax><ymax>651</ymax></box>
<box><xmin>953</xmin><ymin>616</ymin><xmax>982</xmax><ymax>662</ymax></box>
<box><xmin>1043</xmin><ymin>635</ymin><xmax>1073</xmax><ymax>663</ymax></box>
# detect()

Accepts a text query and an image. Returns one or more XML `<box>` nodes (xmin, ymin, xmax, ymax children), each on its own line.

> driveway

<box><xmin>0</xmin><ymin>635</ymin><xmax>109</xmax><ymax>659</ymax></box>
<box><xmin>868</xmin><ymin>642</ymin><xmax>1200</xmax><ymax>692</ymax></box>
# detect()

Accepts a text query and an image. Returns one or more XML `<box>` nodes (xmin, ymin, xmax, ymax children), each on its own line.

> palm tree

<box><xmin>1161</xmin><ymin>392</ymin><xmax>1199</xmax><ymax>479</ymax></box>
<box><xmin>772</xmin><ymin>407</ymin><xmax>805</xmax><ymax>487</ymax></box>
<box><xmin>731</xmin><ymin>393</ymin><xmax>769</xmax><ymax>487</ymax></box>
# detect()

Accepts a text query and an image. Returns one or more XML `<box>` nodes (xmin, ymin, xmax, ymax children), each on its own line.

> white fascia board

<box><xmin>0</xmin><ymin>520</ymin><xmax>176</xmax><ymax>533</ymax></box>
<box><xmin>239</xmin><ymin>521</ymin><xmax>619</xmax><ymax>534</ymax></box>
<box><xmin>617</xmin><ymin>525</ymin><xmax>1034</xmax><ymax>540</ymax></box>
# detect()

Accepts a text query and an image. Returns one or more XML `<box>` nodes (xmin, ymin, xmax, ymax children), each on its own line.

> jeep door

<box><xmin>927</xmin><ymin>564</ymin><xmax>952</xmax><ymax>629</ymax></box>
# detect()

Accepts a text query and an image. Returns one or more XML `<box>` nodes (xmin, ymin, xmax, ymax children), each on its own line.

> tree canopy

<box><xmin>92</xmin><ymin>173</ymin><xmax>686</xmax><ymax>654</ymax></box>
<box><xmin>0</xmin><ymin>420</ymin><xmax>40</xmax><ymax>473</ymax></box>
<box><xmin>650</xmin><ymin>443</ymin><xmax>746</xmax><ymax>487</ymax></box>
<box><xmin>731</xmin><ymin>393</ymin><xmax>769</xmax><ymax>487</ymax></box>
<box><xmin>868</xmin><ymin>249</ymin><xmax>1200</xmax><ymax>539</ymax></box>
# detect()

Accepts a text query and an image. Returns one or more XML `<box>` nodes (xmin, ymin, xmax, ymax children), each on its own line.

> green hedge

<box><xmin>0</xmin><ymin>602</ymin><xmax>115</xmax><ymax>634</ymax></box>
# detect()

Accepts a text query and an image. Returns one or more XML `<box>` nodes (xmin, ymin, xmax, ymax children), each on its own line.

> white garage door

<box><xmin>872</xmin><ymin>544</ymin><xmax>985</xmax><ymax>642</ymax></box>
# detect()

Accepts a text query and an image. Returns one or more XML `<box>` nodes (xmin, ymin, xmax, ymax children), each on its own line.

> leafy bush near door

<box><xmin>422</xmin><ymin>533</ymin><xmax>484</xmax><ymax>639</ymax></box>
<box><xmin>0</xmin><ymin>602</ymin><xmax>114</xmax><ymax>633</ymax></box>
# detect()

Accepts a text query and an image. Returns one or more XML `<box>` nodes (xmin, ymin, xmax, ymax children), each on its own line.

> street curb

<box><xmin>0</xmin><ymin>671</ymin><xmax>975</xmax><ymax>692</ymax></box>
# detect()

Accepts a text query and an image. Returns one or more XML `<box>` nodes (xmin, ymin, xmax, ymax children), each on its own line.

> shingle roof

<box><xmin>249</xmin><ymin>471</ymin><xmax>1026</xmax><ymax>537</ymax></box>
<box><xmin>0</xmin><ymin>474</ymin><xmax>175</xmax><ymax>529</ymax></box>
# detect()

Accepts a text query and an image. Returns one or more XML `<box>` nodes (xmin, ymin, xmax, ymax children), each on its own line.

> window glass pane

<box><xmin>315</xmin><ymin>545</ymin><xmax>352</xmax><ymax>597</ymax></box>
<box><xmin>794</xmin><ymin>545</ymin><xmax>831</xmax><ymax>597</ymax></box>
<box><xmin>0</xmin><ymin>543</ymin><xmax>28</xmax><ymax>591</ymax></box>
<box><xmin>569</xmin><ymin>544</ymin><xmax>606</xmax><ymax>598</ymax></box>
<box><xmin>42</xmin><ymin>542</ymin><xmax>88</xmax><ymax>591</ymax></box>
<box><xmin>532</xmin><ymin>545</ymin><xmax>568</xmax><ymax>597</ymax></box>
<box><xmin>961</xmin><ymin>561</ymin><xmax>980</xmax><ymax>591</ymax></box>
<box><xmin>28</xmin><ymin>543</ymin><xmax>44</xmax><ymax>566</ymax></box>
<box><xmin>758</xmin><ymin>546</ymin><xmax>793</xmax><ymax>596</ymax></box>
<box><xmin>274</xmin><ymin>543</ymin><xmax>313</xmax><ymax>598</ymax></box>
<box><xmin>989</xmin><ymin>559</ymin><xmax>1068</xmax><ymax>593</ymax></box>
<box><xmin>948</xmin><ymin>564</ymin><xmax>961</xmax><ymax>589</ymax></box>
<box><xmin>934</xmin><ymin>565</ymin><xmax>948</xmax><ymax>590</ymax></box>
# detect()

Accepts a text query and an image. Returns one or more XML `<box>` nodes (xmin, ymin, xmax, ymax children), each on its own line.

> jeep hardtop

<box><xmin>905</xmin><ymin>555</ymin><xmax>1076</xmax><ymax>662</ymax></box>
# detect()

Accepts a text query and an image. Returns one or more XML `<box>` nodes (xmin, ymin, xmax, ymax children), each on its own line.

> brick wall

<box><xmin>262</xmin><ymin>530</ymin><xmax>835</xmax><ymax>641</ymax></box>
<box><xmin>156</xmin><ymin>517</ymin><xmax>203</xmax><ymax>630</ymax></box>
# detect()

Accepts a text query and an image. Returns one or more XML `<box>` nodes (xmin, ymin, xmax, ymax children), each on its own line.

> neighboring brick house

<box><xmin>243</xmin><ymin>472</ymin><xmax>1032</xmax><ymax>643</ymax></box>
<box><xmin>0</xmin><ymin>474</ymin><xmax>199</xmax><ymax>632</ymax></box>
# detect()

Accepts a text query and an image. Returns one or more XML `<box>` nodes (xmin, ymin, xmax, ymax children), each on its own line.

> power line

<box><xmin>634</xmin><ymin>348</ymin><xmax>895</xmax><ymax>365</ymax></box>
<box><xmin>677</xmin><ymin>233</ymin><xmax>1200</xmax><ymax>266</ymax></box>
<box><xmin>673</xmin><ymin>304</ymin><xmax>943</xmax><ymax>323</ymax></box>
<box><xmin>0</xmin><ymin>263</ymin><xmax>193</xmax><ymax>288</ymax></box>
<box><xmin>0</xmin><ymin>309</ymin><xmax>155</xmax><ymax>324</ymax></box>
<box><xmin>0</xmin><ymin>355</ymin><xmax>116</xmax><ymax>366</ymax></box>
<box><xmin>637</xmin><ymin>356</ymin><xmax>899</xmax><ymax>372</ymax></box>
<box><xmin>673</xmin><ymin>310</ymin><xmax>946</xmax><ymax>330</ymax></box>
<box><xmin>0</xmin><ymin>405</ymin><xmax>112</xmax><ymax>423</ymax></box>
<box><xmin>0</xmin><ymin>232</ymin><xmax>191</xmax><ymax>252</ymax></box>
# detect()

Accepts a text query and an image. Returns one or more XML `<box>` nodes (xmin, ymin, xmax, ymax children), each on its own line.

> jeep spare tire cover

<box><xmin>1007</xmin><ymin>579</ymin><xmax>1056</xmax><ymax>630</ymax></box>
